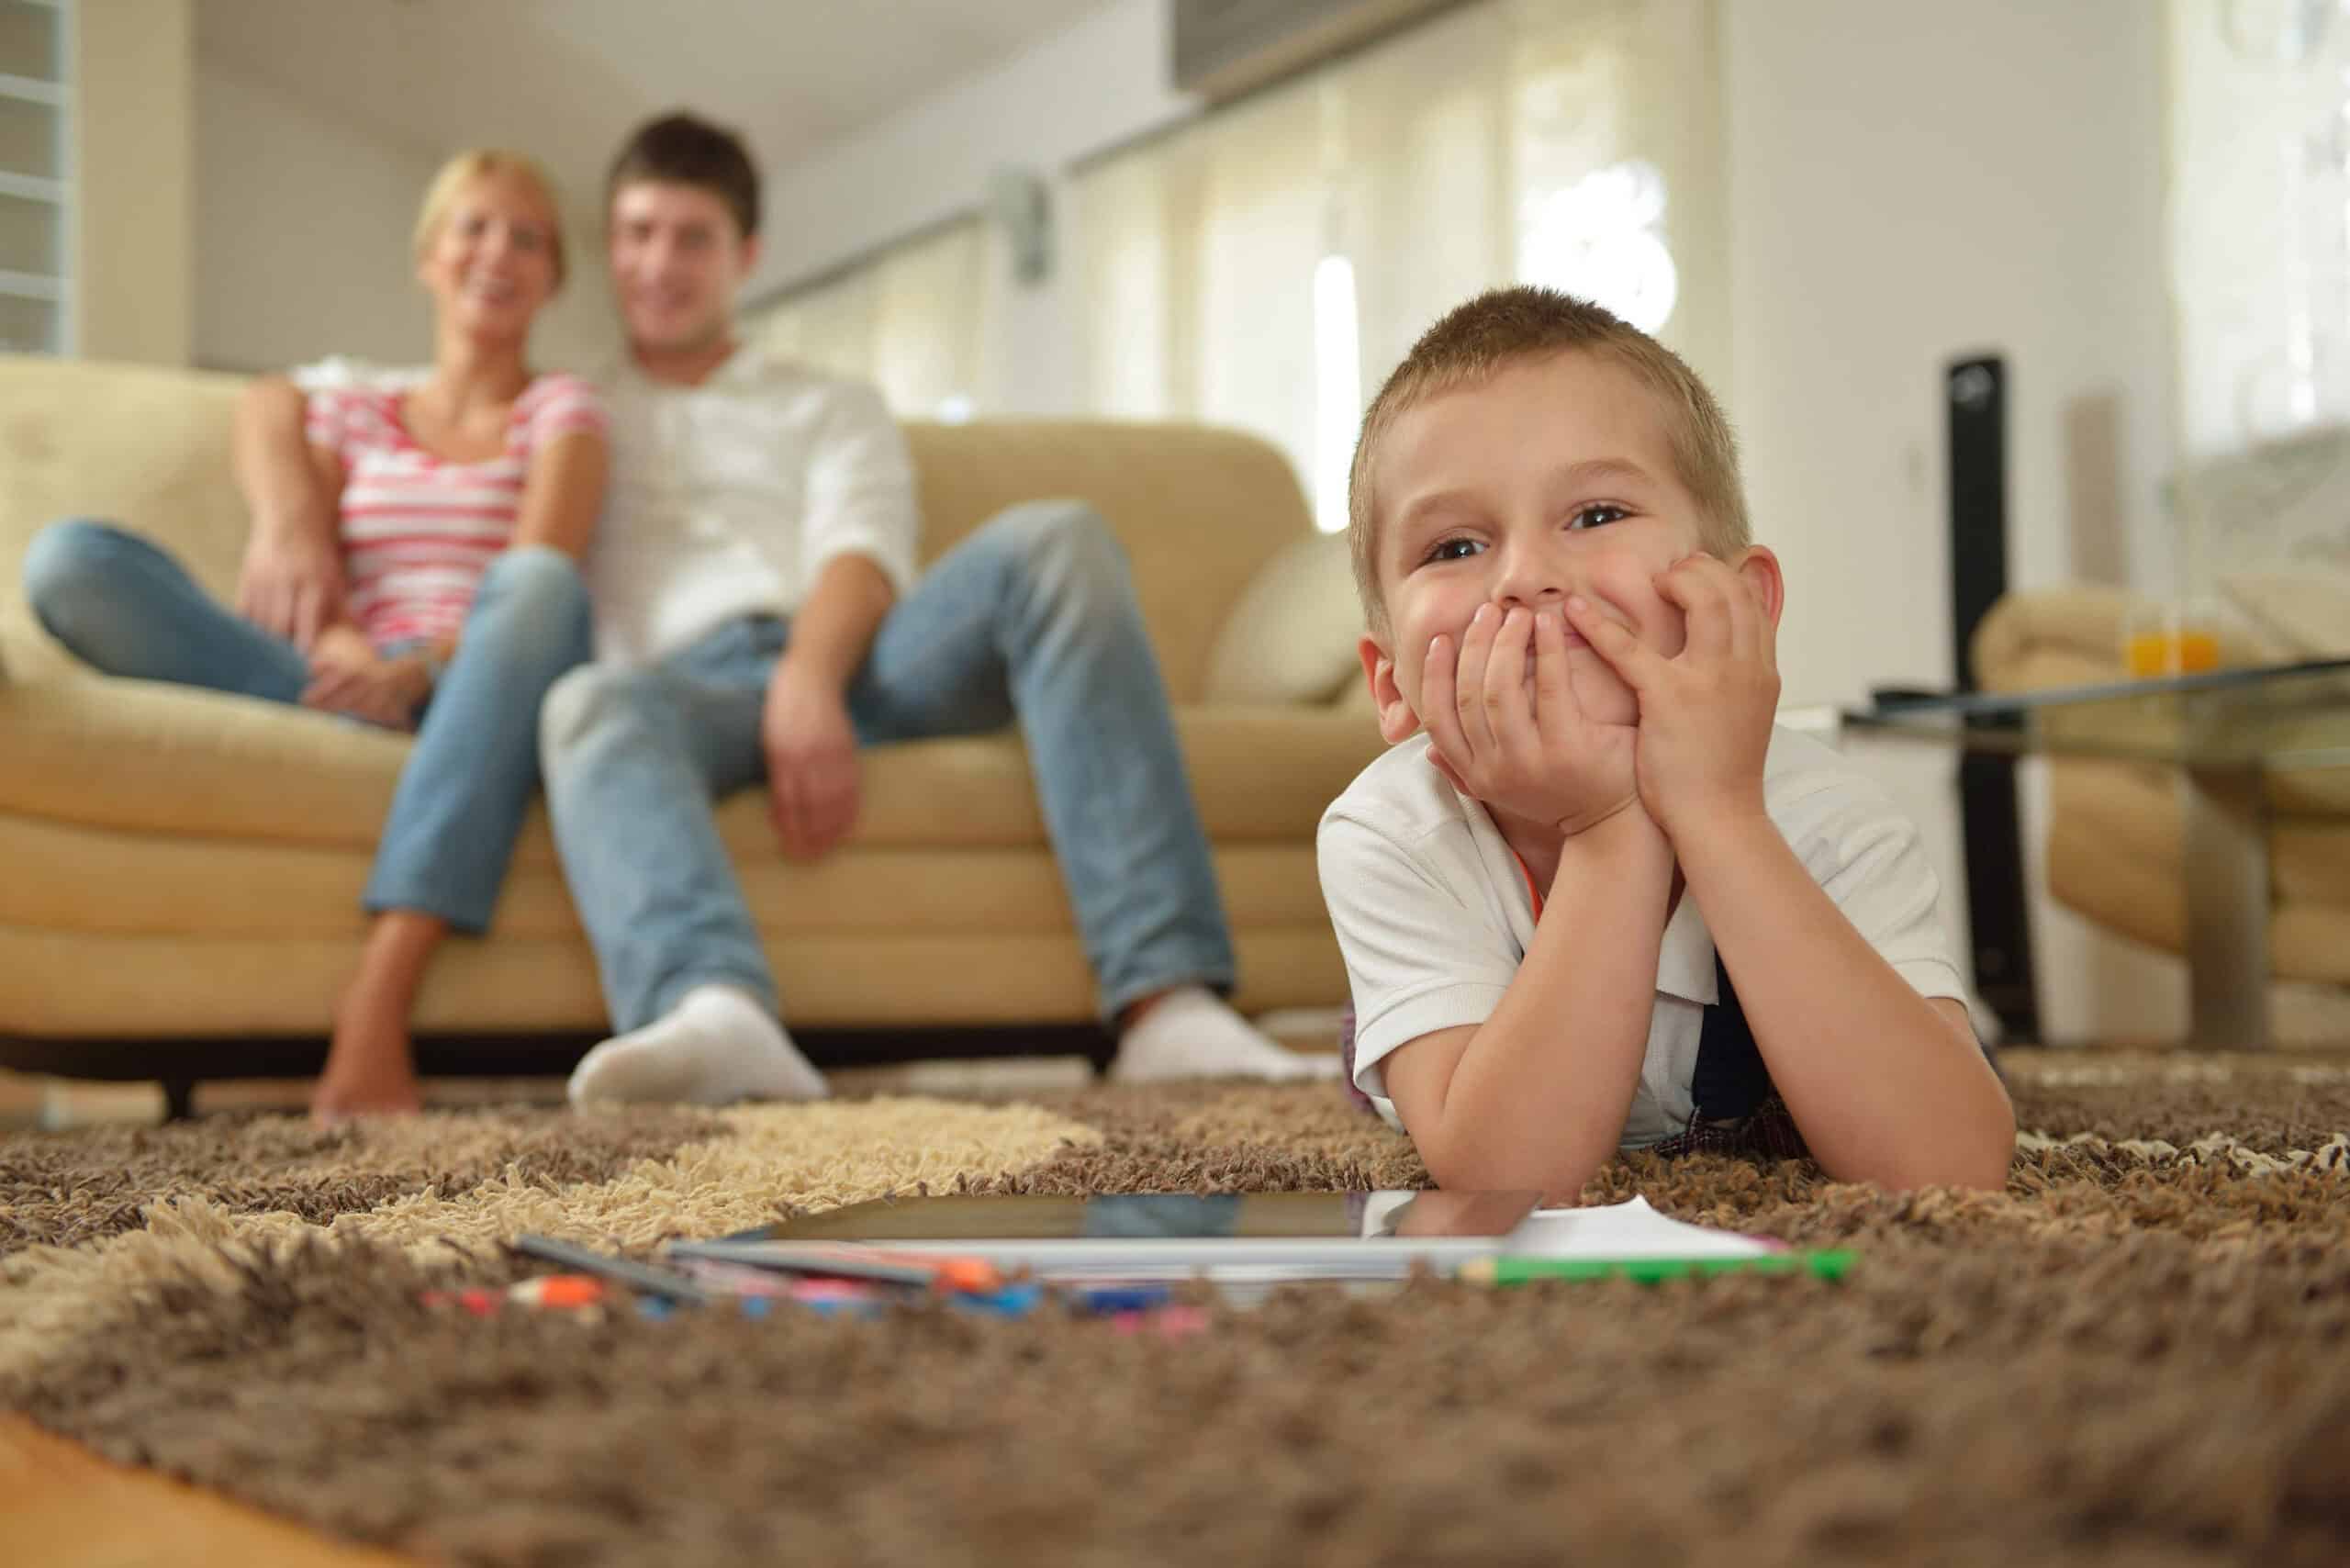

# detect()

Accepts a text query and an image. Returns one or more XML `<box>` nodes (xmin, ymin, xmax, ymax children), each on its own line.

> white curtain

<box><xmin>2165</xmin><ymin>0</ymin><xmax>2350</xmax><ymax>582</ymax></box>
<box><xmin>2168</xmin><ymin>0</ymin><xmax>2348</xmax><ymax>461</ymax></box>
<box><xmin>746</xmin><ymin>218</ymin><xmax>988</xmax><ymax>420</ymax></box>
<box><xmin>1075</xmin><ymin>0</ymin><xmax>1726</xmax><ymax>530</ymax></box>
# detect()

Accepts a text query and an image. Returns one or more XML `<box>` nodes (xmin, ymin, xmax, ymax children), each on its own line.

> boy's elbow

<box><xmin>1957</xmin><ymin>1104</ymin><xmax>2020</xmax><ymax>1191</ymax></box>
<box><xmin>1873</xmin><ymin>1111</ymin><xmax>2016</xmax><ymax>1193</ymax></box>
<box><xmin>1912</xmin><ymin>1144</ymin><xmax>2012</xmax><ymax>1193</ymax></box>
<box><xmin>1946</xmin><ymin>1083</ymin><xmax>2020</xmax><ymax>1190</ymax></box>
<box><xmin>1417</xmin><ymin>1126</ymin><xmax>1600</xmax><ymax>1206</ymax></box>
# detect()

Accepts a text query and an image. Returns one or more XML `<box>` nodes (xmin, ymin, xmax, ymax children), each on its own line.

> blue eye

<box><xmin>1570</xmin><ymin>505</ymin><xmax>1629</xmax><ymax>530</ymax></box>
<box><xmin>1427</xmin><ymin>537</ymin><xmax>1484</xmax><ymax>563</ymax></box>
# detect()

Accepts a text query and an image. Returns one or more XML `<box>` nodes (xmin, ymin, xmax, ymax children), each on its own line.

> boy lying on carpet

<box><xmin>1317</xmin><ymin>286</ymin><xmax>2015</xmax><ymax>1199</ymax></box>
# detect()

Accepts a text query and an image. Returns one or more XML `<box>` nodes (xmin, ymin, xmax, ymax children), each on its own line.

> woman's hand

<box><xmin>238</xmin><ymin>511</ymin><xmax>345</xmax><ymax>652</ymax></box>
<box><xmin>301</xmin><ymin>631</ymin><xmax>431</xmax><ymax>730</ymax></box>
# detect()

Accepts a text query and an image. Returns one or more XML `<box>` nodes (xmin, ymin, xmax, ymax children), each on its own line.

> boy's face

<box><xmin>607</xmin><ymin>180</ymin><xmax>760</xmax><ymax>357</ymax></box>
<box><xmin>1360</xmin><ymin>350</ymin><xmax>1774</xmax><ymax>744</ymax></box>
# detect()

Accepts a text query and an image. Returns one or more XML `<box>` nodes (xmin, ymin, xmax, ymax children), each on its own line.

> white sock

<box><xmin>1108</xmin><ymin>986</ymin><xmax>1343</xmax><ymax>1084</ymax></box>
<box><xmin>567</xmin><ymin>985</ymin><xmax>829</xmax><ymax>1108</ymax></box>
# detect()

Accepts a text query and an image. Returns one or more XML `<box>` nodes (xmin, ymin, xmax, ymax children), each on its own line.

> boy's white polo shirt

<box><xmin>1316</xmin><ymin>727</ymin><xmax>1969</xmax><ymax>1142</ymax></box>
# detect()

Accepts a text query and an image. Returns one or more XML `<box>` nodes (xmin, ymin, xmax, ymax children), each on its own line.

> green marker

<box><xmin>1456</xmin><ymin>1249</ymin><xmax>1855</xmax><ymax>1286</ymax></box>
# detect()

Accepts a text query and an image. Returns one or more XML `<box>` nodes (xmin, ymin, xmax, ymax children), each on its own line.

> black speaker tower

<box><xmin>1945</xmin><ymin>355</ymin><xmax>2040</xmax><ymax>1041</ymax></box>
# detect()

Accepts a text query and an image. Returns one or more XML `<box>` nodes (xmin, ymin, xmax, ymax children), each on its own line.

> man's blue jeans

<box><xmin>22</xmin><ymin>518</ymin><xmax>591</xmax><ymax>933</ymax></box>
<box><xmin>538</xmin><ymin>499</ymin><xmax>1237</xmax><ymax>1032</ymax></box>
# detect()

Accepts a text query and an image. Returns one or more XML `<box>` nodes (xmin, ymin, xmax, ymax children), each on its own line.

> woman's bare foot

<box><xmin>311</xmin><ymin>911</ymin><xmax>445</xmax><ymax>1125</ymax></box>
<box><xmin>310</xmin><ymin>1018</ymin><xmax>424</xmax><ymax>1125</ymax></box>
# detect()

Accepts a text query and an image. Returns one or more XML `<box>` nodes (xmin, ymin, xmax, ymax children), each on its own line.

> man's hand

<box><xmin>1565</xmin><ymin>554</ymin><xmax>1778</xmax><ymax>841</ymax></box>
<box><xmin>1420</xmin><ymin>600</ymin><xmax>1639</xmax><ymax>834</ymax></box>
<box><xmin>299</xmin><ymin>630</ymin><xmax>429</xmax><ymax>730</ymax></box>
<box><xmin>238</xmin><ymin>513</ymin><xmax>345</xmax><ymax>651</ymax></box>
<box><xmin>762</xmin><ymin>662</ymin><xmax>862</xmax><ymax>859</ymax></box>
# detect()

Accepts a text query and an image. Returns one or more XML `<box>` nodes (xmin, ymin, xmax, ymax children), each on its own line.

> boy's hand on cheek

<box><xmin>1564</xmin><ymin>554</ymin><xmax>1777</xmax><ymax>841</ymax></box>
<box><xmin>1420</xmin><ymin>601</ymin><xmax>1639</xmax><ymax>835</ymax></box>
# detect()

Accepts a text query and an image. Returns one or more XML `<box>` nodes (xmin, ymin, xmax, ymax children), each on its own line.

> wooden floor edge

<box><xmin>0</xmin><ymin>1414</ymin><xmax>418</xmax><ymax>1567</ymax></box>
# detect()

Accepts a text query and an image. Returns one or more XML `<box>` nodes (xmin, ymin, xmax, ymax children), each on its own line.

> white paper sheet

<box><xmin>1506</xmin><ymin>1195</ymin><xmax>1779</xmax><ymax>1260</ymax></box>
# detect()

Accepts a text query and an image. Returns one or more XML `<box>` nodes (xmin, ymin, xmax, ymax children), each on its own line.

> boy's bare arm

<box><xmin>1672</xmin><ymin>813</ymin><xmax>2013</xmax><ymax>1189</ymax></box>
<box><xmin>1382</xmin><ymin>807</ymin><xmax>1673</xmax><ymax>1202</ymax></box>
<box><xmin>1568</xmin><ymin>557</ymin><xmax>2014</xmax><ymax>1190</ymax></box>
<box><xmin>231</xmin><ymin>375</ymin><xmax>343</xmax><ymax>649</ymax></box>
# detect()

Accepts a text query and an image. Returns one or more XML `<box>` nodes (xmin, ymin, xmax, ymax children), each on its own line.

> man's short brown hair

<box><xmin>606</xmin><ymin>112</ymin><xmax>761</xmax><ymax>239</ymax></box>
<box><xmin>1347</xmin><ymin>286</ymin><xmax>1748</xmax><ymax>629</ymax></box>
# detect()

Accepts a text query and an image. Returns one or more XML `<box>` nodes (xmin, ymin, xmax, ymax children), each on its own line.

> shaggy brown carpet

<box><xmin>3</xmin><ymin>1050</ymin><xmax>2347</xmax><ymax>1567</ymax></box>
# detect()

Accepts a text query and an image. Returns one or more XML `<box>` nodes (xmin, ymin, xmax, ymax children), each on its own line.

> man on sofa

<box><xmin>236</xmin><ymin>111</ymin><xmax>1326</xmax><ymax>1105</ymax></box>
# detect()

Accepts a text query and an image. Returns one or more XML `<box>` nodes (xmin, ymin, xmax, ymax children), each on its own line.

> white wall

<box><xmin>76</xmin><ymin>0</ymin><xmax>195</xmax><ymax>364</ymax></box>
<box><xmin>193</xmin><ymin>58</ymin><xmax>614</xmax><ymax>375</ymax></box>
<box><xmin>1725</xmin><ymin>0</ymin><xmax>2172</xmax><ymax>705</ymax></box>
<box><xmin>193</xmin><ymin>1</ymin><xmax>1179</xmax><ymax>385</ymax></box>
<box><xmin>1722</xmin><ymin>0</ymin><xmax>2178</xmax><ymax>1045</ymax></box>
<box><xmin>752</xmin><ymin>0</ymin><xmax>1196</xmax><ymax>415</ymax></box>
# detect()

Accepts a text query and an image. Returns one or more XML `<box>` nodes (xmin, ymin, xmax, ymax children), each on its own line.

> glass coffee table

<box><xmin>1841</xmin><ymin>656</ymin><xmax>2350</xmax><ymax>1049</ymax></box>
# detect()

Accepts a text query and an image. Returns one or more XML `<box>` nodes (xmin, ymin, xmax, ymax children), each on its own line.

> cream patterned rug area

<box><xmin>4</xmin><ymin>1050</ymin><xmax>2348</xmax><ymax>1566</ymax></box>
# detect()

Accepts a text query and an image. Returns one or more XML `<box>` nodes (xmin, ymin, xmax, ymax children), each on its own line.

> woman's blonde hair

<box><xmin>412</xmin><ymin>150</ymin><xmax>566</xmax><ymax>289</ymax></box>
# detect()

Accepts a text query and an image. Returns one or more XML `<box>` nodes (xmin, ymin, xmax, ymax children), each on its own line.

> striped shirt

<box><xmin>305</xmin><ymin>374</ymin><xmax>607</xmax><ymax>650</ymax></box>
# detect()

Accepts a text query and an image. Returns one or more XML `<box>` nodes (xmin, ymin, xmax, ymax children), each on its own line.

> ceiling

<box><xmin>195</xmin><ymin>0</ymin><xmax>1109</xmax><ymax>223</ymax></box>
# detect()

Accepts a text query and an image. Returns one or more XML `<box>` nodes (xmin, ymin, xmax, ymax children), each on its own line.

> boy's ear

<box><xmin>1732</xmin><ymin>545</ymin><xmax>1785</xmax><ymax>629</ymax></box>
<box><xmin>1360</xmin><ymin>634</ymin><xmax>1423</xmax><ymax>745</ymax></box>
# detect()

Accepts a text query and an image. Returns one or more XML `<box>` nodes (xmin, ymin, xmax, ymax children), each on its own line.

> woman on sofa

<box><xmin>21</xmin><ymin>150</ymin><xmax>609</xmax><ymax>1123</ymax></box>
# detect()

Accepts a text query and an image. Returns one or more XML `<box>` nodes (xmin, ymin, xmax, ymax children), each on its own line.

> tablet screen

<box><xmin>748</xmin><ymin>1190</ymin><xmax>1539</xmax><ymax>1244</ymax></box>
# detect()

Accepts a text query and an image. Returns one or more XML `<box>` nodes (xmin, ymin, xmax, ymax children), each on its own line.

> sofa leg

<box><xmin>160</xmin><ymin>1077</ymin><xmax>197</xmax><ymax>1122</ymax></box>
<box><xmin>1084</xmin><ymin>1028</ymin><xmax>1118</xmax><ymax>1077</ymax></box>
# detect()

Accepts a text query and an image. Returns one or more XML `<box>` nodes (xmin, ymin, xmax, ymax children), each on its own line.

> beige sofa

<box><xmin>0</xmin><ymin>355</ymin><xmax>1386</xmax><ymax>1093</ymax></box>
<box><xmin>1971</xmin><ymin>581</ymin><xmax>2350</xmax><ymax>992</ymax></box>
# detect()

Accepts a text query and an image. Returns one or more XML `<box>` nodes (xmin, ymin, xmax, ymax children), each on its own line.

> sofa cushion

<box><xmin>0</xmin><ymin>920</ymin><xmax>1354</xmax><ymax>1036</ymax></box>
<box><xmin>1203</xmin><ymin>531</ymin><xmax>1362</xmax><ymax>705</ymax></box>
<box><xmin>899</xmin><ymin>420</ymin><xmax>1315</xmax><ymax>704</ymax></box>
<box><xmin>2218</xmin><ymin>566</ymin><xmax>2350</xmax><ymax>660</ymax></box>
<box><xmin>0</xmin><ymin>808</ymin><xmax>1335</xmax><ymax>946</ymax></box>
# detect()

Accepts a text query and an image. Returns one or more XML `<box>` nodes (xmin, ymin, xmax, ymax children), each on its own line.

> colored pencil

<box><xmin>1455</xmin><ymin>1250</ymin><xmax>1855</xmax><ymax>1286</ymax></box>
<box><xmin>512</xmin><ymin>1234</ymin><xmax>716</xmax><ymax>1304</ymax></box>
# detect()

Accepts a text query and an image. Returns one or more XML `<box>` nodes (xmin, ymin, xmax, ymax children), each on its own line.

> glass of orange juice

<box><xmin>2122</xmin><ymin>600</ymin><xmax>2221</xmax><ymax>678</ymax></box>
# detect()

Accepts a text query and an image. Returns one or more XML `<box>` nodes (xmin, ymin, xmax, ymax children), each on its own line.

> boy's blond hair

<box><xmin>412</xmin><ymin>150</ymin><xmax>568</xmax><ymax>289</ymax></box>
<box><xmin>1348</xmin><ymin>286</ymin><xmax>1747</xmax><ymax>629</ymax></box>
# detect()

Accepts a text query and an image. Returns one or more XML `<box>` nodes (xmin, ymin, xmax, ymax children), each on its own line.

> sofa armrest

<box><xmin>1969</xmin><ymin>585</ymin><xmax>2133</xmax><ymax>693</ymax></box>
